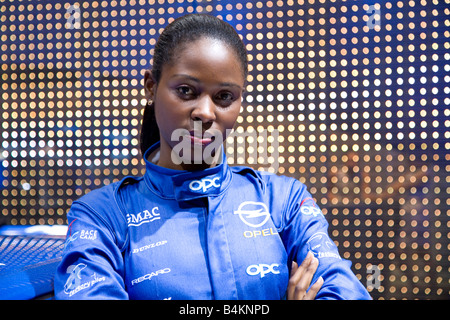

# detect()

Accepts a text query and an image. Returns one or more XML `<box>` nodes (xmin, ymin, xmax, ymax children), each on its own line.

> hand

<box><xmin>287</xmin><ymin>251</ymin><xmax>324</xmax><ymax>300</ymax></box>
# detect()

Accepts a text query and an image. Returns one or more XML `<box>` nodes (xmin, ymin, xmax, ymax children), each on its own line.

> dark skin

<box><xmin>144</xmin><ymin>37</ymin><xmax>323</xmax><ymax>299</ymax></box>
<box><xmin>144</xmin><ymin>38</ymin><xmax>244</xmax><ymax>171</ymax></box>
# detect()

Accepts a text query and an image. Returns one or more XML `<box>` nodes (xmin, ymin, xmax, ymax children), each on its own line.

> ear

<box><xmin>144</xmin><ymin>70</ymin><xmax>157</xmax><ymax>100</ymax></box>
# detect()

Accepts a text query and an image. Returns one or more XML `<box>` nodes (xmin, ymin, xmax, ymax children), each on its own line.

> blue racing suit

<box><xmin>54</xmin><ymin>142</ymin><xmax>371</xmax><ymax>300</ymax></box>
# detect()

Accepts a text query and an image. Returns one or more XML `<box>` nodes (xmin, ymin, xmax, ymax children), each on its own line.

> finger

<box><xmin>290</xmin><ymin>252</ymin><xmax>313</xmax><ymax>284</ymax></box>
<box><xmin>290</xmin><ymin>261</ymin><xmax>298</xmax><ymax>277</ymax></box>
<box><xmin>287</xmin><ymin>253</ymin><xmax>313</xmax><ymax>299</ymax></box>
<box><xmin>287</xmin><ymin>261</ymin><xmax>299</xmax><ymax>299</ymax></box>
<box><xmin>304</xmin><ymin>276</ymin><xmax>324</xmax><ymax>300</ymax></box>
<box><xmin>295</xmin><ymin>256</ymin><xmax>318</xmax><ymax>291</ymax></box>
<box><xmin>293</xmin><ymin>256</ymin><xmax>319</xmax><ymax>300</ymax></box>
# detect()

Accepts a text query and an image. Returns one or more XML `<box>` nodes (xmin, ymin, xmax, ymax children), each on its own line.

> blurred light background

<box><xmin>1</xmin><ymin>0</ymin><xmax>449</xmax><ymax>299</ymax></box>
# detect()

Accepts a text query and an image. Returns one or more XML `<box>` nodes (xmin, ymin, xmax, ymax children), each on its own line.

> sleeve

<box><xmin>279</xmin><ymin>179</ymin><xmax>372</xmax><ymax>300</ymax></box>
<box><xmin>54</xmin><ymin>201</ymin><xmax>129</xmax><ymax>300</ymax></box>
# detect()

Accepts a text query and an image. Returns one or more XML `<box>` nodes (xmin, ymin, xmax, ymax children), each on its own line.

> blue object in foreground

<box><xmin>0</xmin><ymin>226</ymin><xmax>66</xmax><ymax>299</ymax></box>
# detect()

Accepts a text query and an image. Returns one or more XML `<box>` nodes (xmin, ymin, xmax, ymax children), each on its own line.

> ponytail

<box><xmin>140</xmin><ymin>101</ymin><xmax>159</xmax><ymax>156</ymax></box>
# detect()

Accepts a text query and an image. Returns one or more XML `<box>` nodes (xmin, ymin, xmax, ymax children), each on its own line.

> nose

<box><xmin>191</xmin><ymin>95</ymin><xmax>216</xmax><ymax>124</ymax></box>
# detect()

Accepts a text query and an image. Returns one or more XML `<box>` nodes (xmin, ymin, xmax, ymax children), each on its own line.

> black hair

<box><xmin>140</xmin><ymin>14</ymin><xmax>248</xmax><ymax>156</ymax></box>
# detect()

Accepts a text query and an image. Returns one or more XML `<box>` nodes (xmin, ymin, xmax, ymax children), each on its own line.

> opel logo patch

<box><xmin>234</xmin><ymin>201</ymin><xmax>271</xmax><ymax>228</ymax></box>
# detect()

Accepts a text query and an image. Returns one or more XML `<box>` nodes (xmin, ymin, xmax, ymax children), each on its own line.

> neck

<box><xmin>152</xmin><ymin>139</ymin><xmax>222</xmax><ymax>171</ymax></box>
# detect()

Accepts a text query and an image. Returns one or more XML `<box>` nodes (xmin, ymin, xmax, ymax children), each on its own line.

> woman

<box><xmin>54</xmin><ymin>14</ymin><xmax>370</xmax><ymax>300</ymax></box>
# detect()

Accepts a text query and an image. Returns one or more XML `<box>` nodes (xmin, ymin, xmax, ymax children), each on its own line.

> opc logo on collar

<box><xmin>188</xmin><ymin>177</ymin><xmax>220</xmax><ymax>192</ymax></box>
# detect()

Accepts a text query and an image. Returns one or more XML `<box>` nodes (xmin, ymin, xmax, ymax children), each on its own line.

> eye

<box><xmin>215</xmin><ymin>91</ymin><xmax>235</xmax><ymax>105</ymax></box>
<box><xmin>176</xmin><ymin>86</ymin><xmax>196</xmax><ymax>98</ymax></box>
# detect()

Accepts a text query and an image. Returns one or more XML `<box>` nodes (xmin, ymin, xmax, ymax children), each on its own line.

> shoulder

<box><xmin>230</xmin><ymin>165</ymin><xmax>304</xmax><ymax>193</ymax></box>
<box><xmin>75</xmin><ymin>176</ymin><xmax>142</xmax><ymax>209</ymax></box>
<box><xmin>69</xmin><ymin>176</ymin><xmax>142</xmax><ymax>248</ymax></box>
<box><xmin>76</xmin><ymin>181</ymin><xmax>121</xmax><ymax>206</ymax></box>
<box><xmin>229</xmin><ymin>166</ymin><xmax>310</xmax><ymax>211</ymax></box>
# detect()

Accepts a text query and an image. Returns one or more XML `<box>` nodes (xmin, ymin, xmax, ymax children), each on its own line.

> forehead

<box><xmin>163</xmin><ymin>38</ymin><xmax>245</xmax><ymax>85</ymax></box>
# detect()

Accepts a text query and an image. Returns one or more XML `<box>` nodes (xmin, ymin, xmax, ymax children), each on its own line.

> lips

<box><xmin>190</xmin><ymin>135</ymin><xmax>213</xmax><ymax>146</ymax></box>
<box><xmin>189</xmin><ymin>130</ymin><xmax>215</xmax><ymax>146</ymax></box>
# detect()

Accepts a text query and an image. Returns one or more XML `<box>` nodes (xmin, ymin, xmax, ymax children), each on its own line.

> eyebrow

<box><xmin>171</xmin><ymin>74</ymin><xmax>243</xmax><ymax>90</ymax></box>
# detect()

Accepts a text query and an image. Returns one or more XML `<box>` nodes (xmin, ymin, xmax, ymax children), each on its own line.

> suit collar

<box><xmin>143</xmin><ymin>142</ymin><xmax>232</xmax><ymax>201</ymax></box>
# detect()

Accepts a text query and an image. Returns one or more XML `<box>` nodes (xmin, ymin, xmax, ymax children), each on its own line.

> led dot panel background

<box><xmin>1</xmin><ymin>0</ymin><xmax>449</xmax><ymax>300</ymax></box>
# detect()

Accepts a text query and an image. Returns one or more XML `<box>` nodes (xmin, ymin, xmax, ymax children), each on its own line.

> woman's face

<box><xmin>145</xmin><ymin>37</ymin><xmax>245</xmax><ymax>169</ymax></box>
